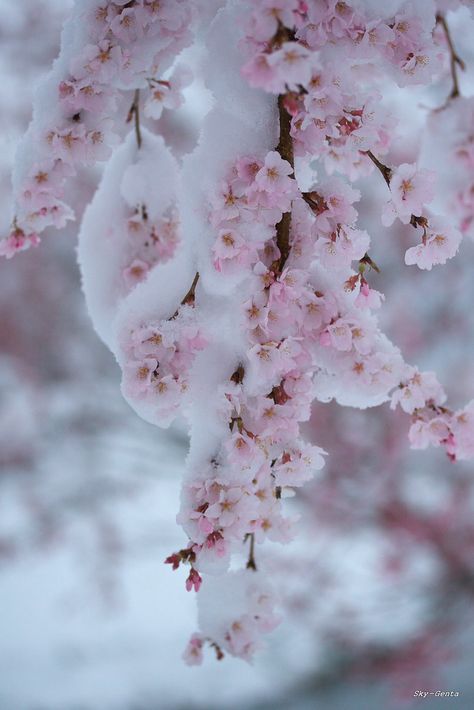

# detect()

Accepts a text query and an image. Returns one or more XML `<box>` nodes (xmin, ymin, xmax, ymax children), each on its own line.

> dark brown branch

<box><xmin>276</xmin><ymin>94</ymin><xmax>294</xmax><ymax>168</ymax></box>
<box><xmin>170</xmin><ymin>272</ymin><xmax>199</xmax><ymax>319</ymax></box>
<box><xmin>362</xmin><ymin>150</ymin><xmax>392</xmax><ymax>186</ymax></box>
<box><xmin>245</xmin><ymin>532</ymin><xmax>257</xmax><ymax>571</ymax></box>
<box><xmin>127</xmin><ymin>89</ymin><xmax>142</xmax><ymax>149</ymax></box>
<box><xmin>180</xmin><ymin>271</ymin><xmax>199</xmax><ymax>307</ymax></box>
<box><xmin>436</xmin><ymin>14</ymin><xmax>465</xmax><ymax>104</ymax></box>
<box><xmin>275</xmin><ymin>95</ymin><xmax>295</xmax><ymax>272</ymax></box>
<box><xmin>231</xmin><ymin>364</ymin><xmax>245</xmax><ymax>385</ymax></box>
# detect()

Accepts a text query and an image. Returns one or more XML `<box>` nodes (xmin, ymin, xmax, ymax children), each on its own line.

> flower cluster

<box><xmin>183</xmin><ymin>570</ymin><xmax>280</xmax><ymax>665</ymax></box>
<box><xmin>210</xmin><ymin>151</ymin><xmax>297</xmax><ymax>275</ymax></box>
<box><xmin>2</xmin><ymin>0</ymin><xmax>194</xmax><ymax>257</ymax></box>
<box><xmin>378</xmin><ymin>163</ymin><xmax>462</xmax><ymax>270</ymax></box>
<box><xmin>389</xmin><ymin>366</ymin><xmax>474</xmax><ymax>461</ymax></box>
<box><xmin>122</xmin><ymin>206</ymin><xmax>179</xmax><ymax>290</ymax></box>
<box><xmin>240</xmin><ymin>2</ymin><xmax>463</xmax><ymax>269</ymax></box>
<box><xmin>240</xmin><ymin>1</ymin><xmax>445</xmax><ymax>180</ymax></box>
<box><xmin>121</xmin><ymin>305</ymin><xmax>207</xmax><ymax>427</ymax></box>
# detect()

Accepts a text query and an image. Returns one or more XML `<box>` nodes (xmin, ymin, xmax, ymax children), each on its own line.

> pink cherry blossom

<box><xmin>183</xmin><ymin>633</ymin><xmax>204</xmax><ymax>665</ymax></box>
<box><xmin>383</xmin><ymin>164</ymin><xmax>436</xmax><ymax>226</ymax></box>
<box><xmin>405</xmin><ymin>217</ymin><xmax>462</xmax><ymax>270</ymax></box>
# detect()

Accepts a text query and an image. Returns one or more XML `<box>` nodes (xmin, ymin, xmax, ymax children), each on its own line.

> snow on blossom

<box><xmin>191</xmin><ymin>569</ymin><xmax>281</xmax><ymax>663</ymax></box>
<box><xmin>119</xmin><ymin>305</ymin><xmax>207</xmax><ymax>428</ymax></box>
<box><xmin>182</xmin><ymin>633</ymin><xmax>204</xmax><ymax>665</ymax></box>
<box><xmin>2</xmin><ymin>0</ymin><xmax>196</xmax><ymax>257</ymax></box>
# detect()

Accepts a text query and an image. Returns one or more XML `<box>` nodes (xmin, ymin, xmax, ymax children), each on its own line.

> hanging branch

<box><xmin>436</xmin><ymin>14</ymin><xmax>465</xmax><ymax>105</ymax></box>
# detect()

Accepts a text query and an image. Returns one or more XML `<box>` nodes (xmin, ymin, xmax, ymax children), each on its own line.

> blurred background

<box><xmin>1</xmin><ymin>2</ymin><xmax>474</xmax><ymax>708</ymax></box>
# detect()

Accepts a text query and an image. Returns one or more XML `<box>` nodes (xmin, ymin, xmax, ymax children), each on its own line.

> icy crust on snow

<box><xmin>78</xmin><ymin>129</ymin><xmax>180</xmax><ymax>349</ymax></box>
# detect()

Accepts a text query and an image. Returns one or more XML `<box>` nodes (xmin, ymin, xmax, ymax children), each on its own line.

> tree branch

<box><xmin>362</xmin><ymin>150</ymin><xmax>392</xmax><ymax>186</ymax></box>
<box><xmin>170</xmin><ymin>272</ymin><xmax>200</xmax><ymax>319</ymax></box>
<box><xmin>245</xmin><ymin>532</ymin><xmax>257</xmax><ymax>571</ymax></box>
<box><xmin>127</xmin><ymin>88</ymin><xmax>142</xmax><ymax>149</ymax></box>
<box><xmin>275</xmin><ymin>95</ymin><xmax>294</xmax><ymax>272</ymax></box>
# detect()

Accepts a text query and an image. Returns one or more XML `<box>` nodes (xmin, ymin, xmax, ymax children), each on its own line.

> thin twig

<box><xmin>245</xmin><ymin>532</ymin><xmax>257</xmax><ymax>571</ymax></box>
<box><xmin>436</xmin><ymin>14</ymin><xmax>465</xmax><ymax>105</ymax></box>
<box><xmin>170</xmin><ymin>272</ymin><xmax>199</xmax><ymax>319</ymax></box>
<box><xmin>362</xmin><ymin>150</ymin><xmax>392</xmax><ymax>186</ymax></box>
<box><xmin>127</xmin><ymin>89</ymin><xmax>142</xmax><ymax>149</ymax></box>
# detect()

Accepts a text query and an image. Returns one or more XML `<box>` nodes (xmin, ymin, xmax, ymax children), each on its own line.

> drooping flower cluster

<box><xmin>390</xmin><ymin>367</ymin><xmax>474</xmax><ymax>461</ymax></box>
<box><xmin>377</xmin><ymin>163</ymin><xmax>462</xmax><ymax>270</ymax></box>
<box><xmin>1</xmin><ymin>0</ymin><xmax>194</xmax><ymax>258</ymax></box>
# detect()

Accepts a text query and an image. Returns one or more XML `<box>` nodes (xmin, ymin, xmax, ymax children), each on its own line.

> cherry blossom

<box><xmin>382</xmin><ymin>164</ymin><xmax>437</xmax><ymax>227</ymax></box>
<box><xmin>405</xmin><ymin>217</ymin><xmax>462</xmax><ymax>270</ymax></box>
